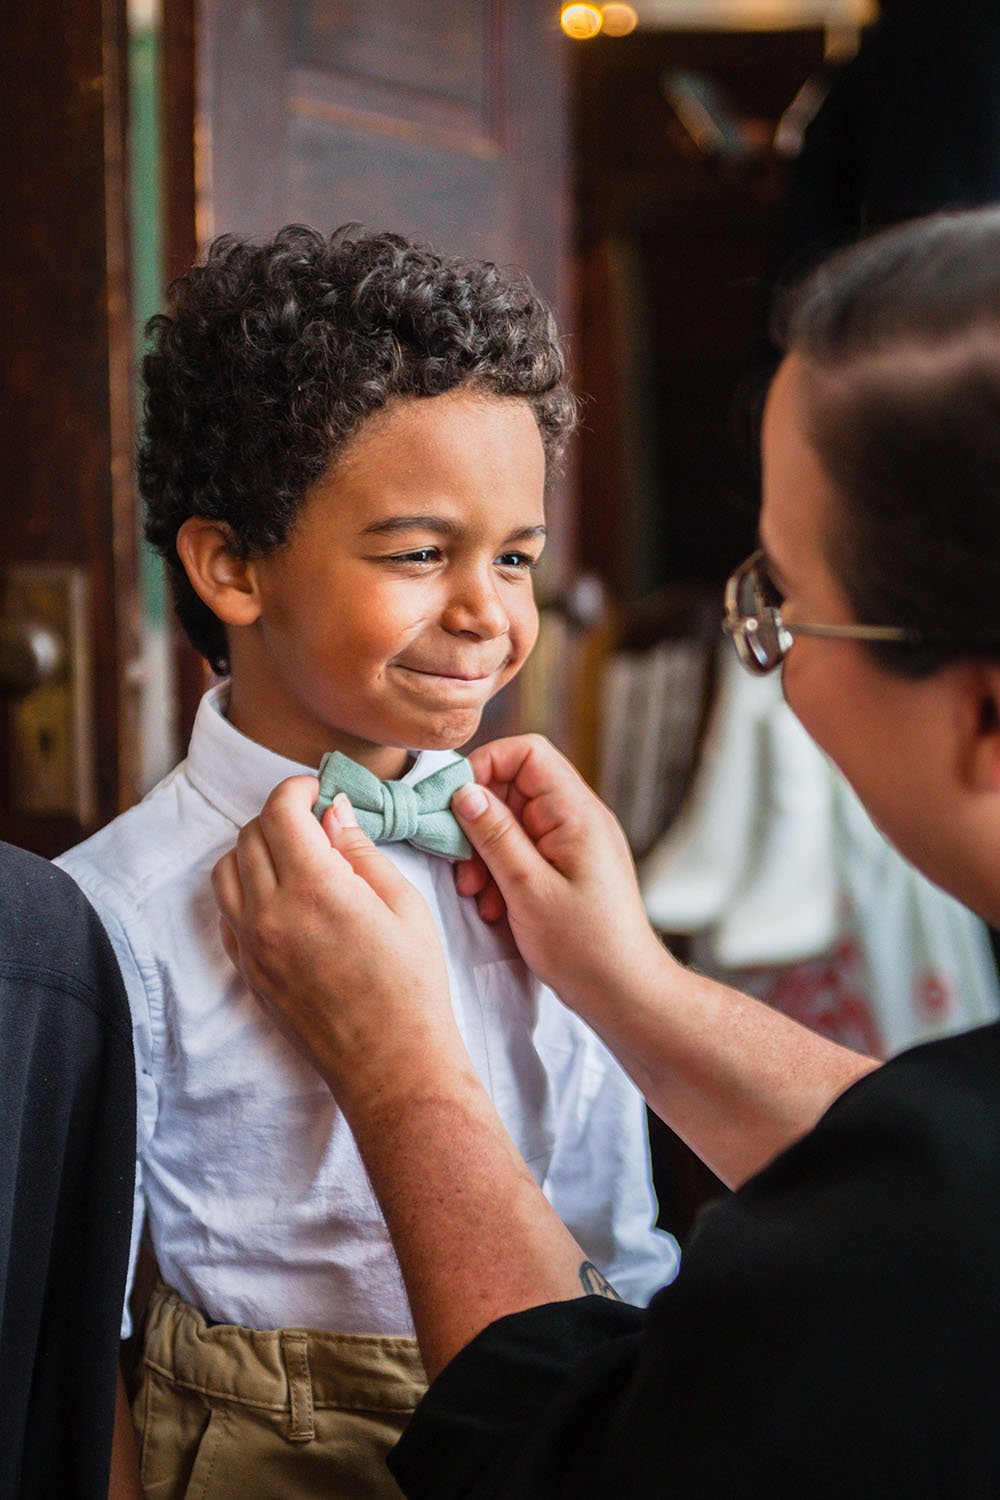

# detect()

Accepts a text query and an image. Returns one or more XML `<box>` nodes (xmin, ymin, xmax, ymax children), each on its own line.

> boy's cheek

<box><xmin>513</xmin><ymin>607</ymin><xmax>541</xmax><ymax>669</ymax></box>
<box><xmin>494</xmin><ymin>649</ymin><xmax>530</xmax><ymax>696</ymax></box>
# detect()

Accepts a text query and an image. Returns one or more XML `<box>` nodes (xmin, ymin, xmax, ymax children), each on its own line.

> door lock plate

<box><xmin>2</xmin><ymin>565</ymin><xmax>95</xmax><ymax>823</ymax></box>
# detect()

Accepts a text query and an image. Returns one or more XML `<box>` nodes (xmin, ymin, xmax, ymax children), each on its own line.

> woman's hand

<box><xmin>452</xmin><ymin>735</ymin><xmax>672</xmax><ymax>1018</ymax></box>
<box><xmin>212</xmin><ymin>776</ymin><xmax>465</xmax><ymax>1116</ymax></box>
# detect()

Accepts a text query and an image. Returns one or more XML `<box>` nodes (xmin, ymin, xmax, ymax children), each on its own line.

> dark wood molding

<box><xmin>161</xmin><ymin>0</ymin><xmax>212</xmax><ymax>741</ymax></box>
<box><xmin>104</xmin><ymin>0</ymin><xmax>142</xmax><ymax>813</ymax></box>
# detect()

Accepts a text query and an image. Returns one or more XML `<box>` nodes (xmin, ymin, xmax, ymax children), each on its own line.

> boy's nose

<box><xmin>442</xmin><ymin>576</ymin><xmax>510</xmax><ymax>639</ymax></box>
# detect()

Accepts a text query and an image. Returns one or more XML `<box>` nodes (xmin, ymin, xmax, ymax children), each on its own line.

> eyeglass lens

<box><xmin>737</xmin><ymin>557</ymin><xmax>785</xmax><ymax>672</ymax></box>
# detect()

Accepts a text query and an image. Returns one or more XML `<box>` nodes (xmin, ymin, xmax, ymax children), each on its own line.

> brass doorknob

<box><xmin>0</xmin><ymin>616</ymin><xmax>65</xmax><ymax>694</ymax></box>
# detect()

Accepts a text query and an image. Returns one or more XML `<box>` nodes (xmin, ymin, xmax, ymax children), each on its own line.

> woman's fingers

<box><xmin>322</xmin><ymin>796</ymin><xmax>428</xmax><ymax>918</ymax></box>
<box><xmin>451</xmin><ymin>781</ymin><xmax>558</xmax><ymax>899</ymax></box>
<box><xmin>234</xmin><ymin>815</ymin><xmax>281</xmax><ymax>903</ymax></box>
<box><xmin>254</xmin><ymin>775</ymin><xmax>328</xmax><ymax>877</ymax></box>
<box><xmin>467</xmin><ymin>734</ymin><xmax>587</xmax><ymax>806</ymax></box>
<box><xmin>217</xmin><ymin>914</ymin><xmax>240</xmax><ymax>971</ymax></box>
<box><xmin>211</xmin><ymin>846</ymin><xmax>245</xmax><ymax>931</ymax></box>
<box><xmin>454</xmin><ymin>848</ymin><xmax>490</xmax><ymax>898</ymax></box>
<box><xmin>475</xmin><ymin>877</ymin><xmax>508</xmax><ymax>925</ymax></box>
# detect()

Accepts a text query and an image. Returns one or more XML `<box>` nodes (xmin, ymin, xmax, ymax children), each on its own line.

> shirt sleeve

<box><xmin>535</xmin><ymin>988</ymin><xmax>679</xmax><ymax>1304</ymax></box>
<box><xmin>53</xmin><ymin>863</ymin><xmax>158</xmax><ymax>1339</ymax></box>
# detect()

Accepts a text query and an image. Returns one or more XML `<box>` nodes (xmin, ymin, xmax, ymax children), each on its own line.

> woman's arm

<box><xmin>212</xmin><ymin>752</ymin><xmax>872</xmax><ymax>1376</ymax></box>
<box><xmin>451</xmin><ymin>735</ymin><xmax>877</xmax><ymax>1186</ymax></box>
<box><xmin>212</xmin><ymin>780</ymin><xmax>595</xmax><ymax>1380</ymax></box>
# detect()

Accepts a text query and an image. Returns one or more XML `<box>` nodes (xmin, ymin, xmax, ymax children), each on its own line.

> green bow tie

<box><xmin>313</xmin><ymin>751</ymin><xmax>474</xmax><ymax>860</ymax></box>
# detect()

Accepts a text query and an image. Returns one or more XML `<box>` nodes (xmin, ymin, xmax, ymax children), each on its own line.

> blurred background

<box><xmin>5</xmin><ymin>0</ymin><xmax>1000</xmax><ymax>1229</ymax></box>
<box><xmin>0</xmin><ymin>0</ymin><xmax>879</xmax><ymax>847</ymax></box>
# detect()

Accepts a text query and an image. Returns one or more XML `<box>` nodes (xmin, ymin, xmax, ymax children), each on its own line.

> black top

<box><xmin>0</xmin><ymin>842</ymin><xmax>135</xmax><ymax>1500</ymax></box>
<box><xmin>392</xmin><ymin>1020</ymin><xmax>1000</xmax><ymax>1498</ymax></box>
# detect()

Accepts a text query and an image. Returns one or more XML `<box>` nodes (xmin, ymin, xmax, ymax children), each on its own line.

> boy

<box><xmin>58</xmin><ymin>225</ymin><xmax>677</xmax><ymax>1498</ymax></box>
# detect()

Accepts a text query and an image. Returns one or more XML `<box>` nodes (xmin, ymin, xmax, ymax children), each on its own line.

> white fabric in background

<box><xmin>640</xmin><ymin>647</ymin><xmax>1000</xmax><ymax>1056</ymax></box>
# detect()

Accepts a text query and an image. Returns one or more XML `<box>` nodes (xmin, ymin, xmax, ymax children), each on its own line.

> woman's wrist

<box><xmin>557</xmin><ymin>923</ymin><xmax>676</xmax><ymax>1029</ymax></box>
<box><xmin>330</xmin><ymin>1027</ymin><xmax>480</xmax><ymax>1133</ymax></box>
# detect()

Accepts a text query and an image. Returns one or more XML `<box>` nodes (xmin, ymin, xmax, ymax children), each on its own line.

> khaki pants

<box><xmin>133</xmin><ymin>1284</ymin><xmax>426</xmax><ymax>1500</ymax></box>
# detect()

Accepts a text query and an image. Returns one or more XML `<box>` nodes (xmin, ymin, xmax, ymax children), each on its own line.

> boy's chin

<box><xmin>406</xmin><ymin>706</ymin><xmax>486</xmax><ymax>754</ymax></box>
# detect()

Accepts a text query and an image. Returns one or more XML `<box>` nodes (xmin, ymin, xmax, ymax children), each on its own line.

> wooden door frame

<box><xmin>0</xmin><ymin>0</ymin><xmax>140</xmax><ymax>855</ymax></box>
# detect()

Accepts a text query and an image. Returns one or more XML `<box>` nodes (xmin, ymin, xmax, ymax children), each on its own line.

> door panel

<box><xmin>293</xmin><ymin>4</ymin><xmax>497</xmax><ymax>123</ymax></box>
<box><xmin>287</xmin><ymin>120</ymin><xmax>502</xmax><ymax>249</ymax></box>
<box><xmin>200</xmin><ymin>0</ymin><xmax>567</xmax><ymax>308</ymax></box>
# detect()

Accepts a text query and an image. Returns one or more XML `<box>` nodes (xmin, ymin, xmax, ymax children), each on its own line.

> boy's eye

<box><xmin>388</xmin><ymin>548</ymin><xmax>441</xmax><ymax>566</ymax></box>
<box><xmin>382</xmin><ymin>547</ymin><xmax>538</xmax><ymax>572</ymax></box>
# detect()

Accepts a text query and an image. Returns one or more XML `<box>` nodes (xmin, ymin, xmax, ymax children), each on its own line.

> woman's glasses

<box><xmin>722</xmin><ymin>550</ymin><xmax>919</xmax><ymax>676</ymax></box>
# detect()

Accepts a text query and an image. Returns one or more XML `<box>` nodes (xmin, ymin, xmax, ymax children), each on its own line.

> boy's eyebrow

<box><xmin>359</xmin><ymin>514</ymin><xmax>547</xmax><ymax>544</ymax></box>
<box><xmin>503</xmin><ymin>524</ymin><xmax>547</xmax><ymax>544</ymax></box>
<box><xmin>359</xmin><ymin>514</ymin><xmax>461</xmax><ymax>538</ymax></box>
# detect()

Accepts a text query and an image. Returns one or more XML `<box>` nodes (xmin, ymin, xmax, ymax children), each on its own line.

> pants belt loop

<box><xmin>280</xmin><ymin>1331</ymin><xmax>316</xmax><ymax>1443</ymax></box>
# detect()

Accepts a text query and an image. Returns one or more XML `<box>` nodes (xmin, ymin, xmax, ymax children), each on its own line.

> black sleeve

<box><xmin>0</xmin><ymin>844</ymin><xmax>136</xmax><ymax>1500</ymax></box>
<box><xmin>391</xmin><ymin>1026</ymin><xmax>1000</xmax><ymax>1500</ymax></box>
<box><xmin>391</xmin><ymin>1298</ymin><xmax>644</xmax><ymax>1500</ymax></box>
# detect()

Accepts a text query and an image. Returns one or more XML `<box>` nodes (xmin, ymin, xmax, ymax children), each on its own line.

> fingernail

<box><xmin>332</xmin><ymin>792</ymin><xmax>358</xmax><ymax>827</ymax></box>
<box><xmin>453</xmin><ymin>784</ymin><xmax>488</xmax><ymax>819</ymax></box>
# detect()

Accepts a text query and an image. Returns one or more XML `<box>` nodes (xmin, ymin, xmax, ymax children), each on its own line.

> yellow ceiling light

<box><xmin>601</xmin><ymin>3</ymin><xmax>639</xmax><ymax>34</ymax></box>
<box><xmin>561</xmin><ymin>4</ymin><xmax>604</xmax><ymax>38</ymax></box>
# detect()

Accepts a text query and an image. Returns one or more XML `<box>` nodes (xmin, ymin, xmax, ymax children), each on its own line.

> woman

<box><xmin>214</xmin><ymin>209</ymin><xmax>1000</xmax><ymax>1497</ymax></box>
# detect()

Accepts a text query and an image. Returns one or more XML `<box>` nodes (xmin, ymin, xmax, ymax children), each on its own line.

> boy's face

<box><xmin>227</xmin><ymin>390</ymin><xmax>547</xmax><ymax>777</ymax></box>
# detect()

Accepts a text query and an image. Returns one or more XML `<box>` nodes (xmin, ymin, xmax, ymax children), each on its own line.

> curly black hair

<box><xmin>140</xmin><ymin>224</ymin><xmax>577</xmax><ymax>673</ymax></box>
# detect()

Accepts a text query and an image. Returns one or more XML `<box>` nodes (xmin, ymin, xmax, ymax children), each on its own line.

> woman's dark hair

<box><xmin>775</xmin><ymin>206</ymin><xmax>1000</xmax><ymax>676</ymax></box>
<box><xmin>140</xmin><ymin>224</ymin><xmax>576</xmax><ymax>673</ymax></box>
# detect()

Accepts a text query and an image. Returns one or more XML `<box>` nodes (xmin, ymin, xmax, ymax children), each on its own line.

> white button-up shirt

<box><xmin>58</xmin><ymin>687</ymin><xmax>678</xmax><ymax>1336</ymax></box>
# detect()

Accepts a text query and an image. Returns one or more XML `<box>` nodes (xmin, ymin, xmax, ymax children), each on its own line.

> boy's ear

<box><xmin>176</xmin><ymin>518</ymin><xmax>262</xmax><ymax>627</ymax></box>
<box><xmin>958</xmin><ymin>665</ymin><xmax>1000</xmax><ymax>792</ymax></box>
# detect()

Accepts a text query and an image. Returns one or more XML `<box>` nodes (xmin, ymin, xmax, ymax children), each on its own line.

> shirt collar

<box><xmin>184</xmin><ymin>682</ymin><xmax>461</xmax><ymax>828</ymax></box>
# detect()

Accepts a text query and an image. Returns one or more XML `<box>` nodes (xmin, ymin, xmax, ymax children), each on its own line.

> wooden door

<box><xmin>0</xmin><ymin>0</ymin><xmax>139</xmax><ymax>857</ymax></box>
<box><xmin>199</xmin><ymin>0</ymin><xmax>568</xmax><ymax>314</ymax></box>
<box><xmin>165</xmin><ymin>0</ymin><xmax>572</xmax><ymax>738</ymax></box>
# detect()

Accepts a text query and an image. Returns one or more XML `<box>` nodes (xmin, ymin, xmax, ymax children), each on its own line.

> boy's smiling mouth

<box><xmin>392</xmin><ymin>659</ymin><xmax>509</xmax><ymax>697</ymax></box>
<box><xmin>394</xmin><ymin>657</ymin><xmax>508</xmax><ymax>683</ymax></box>
<box><xmin>401</xmin><ymin>668</ymin><xmax>493</xmax><ymax>681</ymax></box>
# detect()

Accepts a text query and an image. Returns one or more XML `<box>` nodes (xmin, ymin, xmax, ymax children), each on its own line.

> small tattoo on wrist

<box><xmin>579</xmin><ymin>1261</ymin><xmax>622</xmax><ymax>1301</ymax></box>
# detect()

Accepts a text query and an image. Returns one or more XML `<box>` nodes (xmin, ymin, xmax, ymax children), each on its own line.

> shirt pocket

<box><xmin>472</xmin><ymin>959</ymin><xmax>556</xmax><ymax>1183</ymax></box>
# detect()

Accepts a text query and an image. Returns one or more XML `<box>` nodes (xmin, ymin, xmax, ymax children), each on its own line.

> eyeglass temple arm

<box><xmin>785</xmin><ymin>621</ymin><xmax>921</xmax><ymax>644</ymax></box>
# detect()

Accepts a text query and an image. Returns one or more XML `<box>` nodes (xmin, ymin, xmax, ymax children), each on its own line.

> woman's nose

<box><xmin>441</xmin><ymin>571</ymin><xmax>510</xmax><ymax>639</ymax></box>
